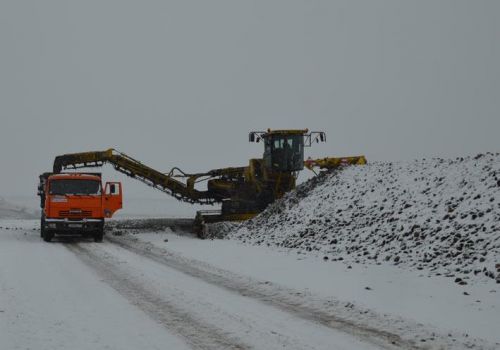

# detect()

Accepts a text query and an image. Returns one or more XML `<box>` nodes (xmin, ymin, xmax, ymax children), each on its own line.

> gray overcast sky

<box><xmin>1</xmin><ymin>0</ymin><xmax>499</xmax><ymax>199</ymax></box>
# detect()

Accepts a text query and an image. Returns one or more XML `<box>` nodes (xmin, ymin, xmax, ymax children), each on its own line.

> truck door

<box><xmin>103</xmin><ymin>182</ymin><xmax>123</xmax><ymax>218</ymax></box>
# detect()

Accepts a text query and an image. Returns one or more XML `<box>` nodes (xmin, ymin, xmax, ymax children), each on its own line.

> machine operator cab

<box><xmin>249</xmin><ymin>129</ymin><xmax>326</xmax><ymax>172</ymax></box>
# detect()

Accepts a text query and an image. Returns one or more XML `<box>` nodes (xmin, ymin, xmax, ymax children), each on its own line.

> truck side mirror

<box><xmin>320</xmin><ymin>133</ymin><xmax>325</xmax><ymax>142</ymax></box>
<box><xmin>110</xmin><ymin>184</ymin><xmax>116</xmax><ymax>194</ymax></box>
<box><xmin>249</xmin><ymin>133</ymin><xmax>255</xmax><ymax>142</ymax></box>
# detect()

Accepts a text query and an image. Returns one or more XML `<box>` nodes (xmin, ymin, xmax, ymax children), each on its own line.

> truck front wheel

<box><xmin>40</xmin><ymin>216</ymin><xmax>45</xmax><ymax>238</ymax></box>
<box><xmin>42</xmin><ymin>230</ymin><xmax>54</xmax><ymax>242</ymax></box>
<box><xmin>94</xmin><ymin>227</ymin><xmax>104</xmax><ymax>242</ymax></box>
<box><xmin>41</xmin><ymin>215</ymin><xmax>53</xmax><ymax>242</ymax></box>
<box><xmin>94</xmin><ymin>232</ymin><xmax>103</xmax><ymax>242</ymax></box>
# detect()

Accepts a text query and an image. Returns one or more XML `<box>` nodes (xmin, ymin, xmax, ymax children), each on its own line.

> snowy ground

<box><xmin>118</xmin><ymin>227</ymin><xmax>500</xmax><ymax>349</ymax></box>
<box><xmin>2</xmin><ymin>219</ymin><xmax>405</xmax><ymax>350</ymax></box>
<box><xmin>0</xmin><ymin>197</ymin><xmax>37</xmax><ymax>219</ymax></box>
<box><xmin>2</xmin><ymin>219</ymin><xmax>500</xmax><ymax>349</ymax></box>
<box><xmin>0</xmin><ymin>220</ymin><xmax>190</xmax><ymax>350</ymax></box>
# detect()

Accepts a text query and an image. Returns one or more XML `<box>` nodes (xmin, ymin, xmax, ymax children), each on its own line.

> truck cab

<box><xmin>38</xmin><ymin>172</ymin><xmax>122</xmax><ymax>242</ymax></box>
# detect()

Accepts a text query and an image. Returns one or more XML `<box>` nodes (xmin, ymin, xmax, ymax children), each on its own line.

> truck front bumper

<box><xmin>44</xmin><ymin>218</ymin><xmax>104</xmax><ymax>232</ymax></box>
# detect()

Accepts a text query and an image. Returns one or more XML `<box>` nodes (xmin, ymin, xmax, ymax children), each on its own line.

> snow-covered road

<box><xmin>0</xmin><ymin>220</ymin><xmax>190</xmax><ymax>350</ymax></box>
<box><xmin>1</xmin><ymin>220</ymin><xmax>398</xmax><ymax>350</ymax></box>
<box><xmin>2</xmin><ymin>219</ymin><xmax>499</xmax><ymax>349</ymax></box>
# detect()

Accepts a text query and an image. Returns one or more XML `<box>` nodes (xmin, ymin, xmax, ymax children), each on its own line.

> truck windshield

<box><xmin>49</xmin><ymin>180</ymin><xmax>101</xmax><ymax>195</ymax></box>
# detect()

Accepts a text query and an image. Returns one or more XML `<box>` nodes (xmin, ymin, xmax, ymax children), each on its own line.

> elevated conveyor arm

<box><xmin>53</xmin><ymin>149</ymin><xmax>218</xmax><ymax>204</ymax></box>
<box><xmin>304</xmin><ymin>155</ymin><xmax>367</xmax><ymax>174</ymax></box>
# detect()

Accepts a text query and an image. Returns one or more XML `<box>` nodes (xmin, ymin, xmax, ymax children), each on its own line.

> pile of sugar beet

<box><xmin>209</xmin><ymin>153</ymin><xmax>500</xmax><ymax>285</ymax></box>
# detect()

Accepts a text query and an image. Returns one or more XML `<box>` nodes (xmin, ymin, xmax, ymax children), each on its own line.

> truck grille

<box><xmin>59</xmin><ymin>210</ymin><xmax>93</xmax><ymax>218</ymax></box>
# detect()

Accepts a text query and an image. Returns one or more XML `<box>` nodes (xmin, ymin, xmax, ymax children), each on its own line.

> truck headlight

<box><xmin>48</xmin><ymin>223</ymin><xmax>57</xmax><ymax>229</ymax></box>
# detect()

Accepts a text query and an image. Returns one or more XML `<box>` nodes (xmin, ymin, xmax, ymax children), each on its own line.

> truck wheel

<box><xmin>43</xmin><ymin>231</ymin><xmax>54</xmax><ymax>242</ymax></box>
<box><xmin>94</xmin><ymin>230</ymin><xmax>104</xmax><ymax>242</ymax></box>
<box><xmin>40</xmin><ymin>216</ymin><xmax>46</xmax><ymax>238</ymax></box>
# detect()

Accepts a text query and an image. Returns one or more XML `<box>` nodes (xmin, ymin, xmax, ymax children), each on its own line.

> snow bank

<box><xmin>223</xmin><ymin>153</ymin><xmax>500</xmax><ymax>286</ymax></box>
<box><xmin>0</xmin><ymin>197</ymin><xmax>37</xmax><ymax>219</ymax></box>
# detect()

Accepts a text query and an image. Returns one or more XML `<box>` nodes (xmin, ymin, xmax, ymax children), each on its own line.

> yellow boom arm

<box><xmin>304</xmin><ymin>155</ymin><xmax>367</xmax><ymax>174</ymax></box>
<box><xmin>53</xmin><ymin>149</ymin><xmax>220</xmax><ymax>204</ymax></box>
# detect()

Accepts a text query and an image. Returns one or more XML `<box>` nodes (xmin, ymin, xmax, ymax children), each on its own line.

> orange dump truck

<box><xmin>37</xmin><ymin>172</ymin><xmax>122</xmax><ymax>242</ymax></box>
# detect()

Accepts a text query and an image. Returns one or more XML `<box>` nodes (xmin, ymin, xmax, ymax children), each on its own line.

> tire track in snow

<box><xmin>65</xmin><ymin>243</ymin><xmax>250</xmax><ymax>350</ymax></box>
<box><xmin>106</xmin><ymin>235</ymin><xmax>419</xmax><ymax>350</ymax></box>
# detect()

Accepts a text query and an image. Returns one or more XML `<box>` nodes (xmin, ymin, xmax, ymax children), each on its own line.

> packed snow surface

<box><xmin>115</xmin><ymin>226</ymin><xmax>500</xmax><ymax>349</ymax></box>
<box><xmin>220</xmin><ymin>153</ymin><xmax>500</xmax><ymax>286</ymax></box>
<box><xmin>1</xmin><ymin>220</ymin><xmax>387</xmax><ymax>350</ymax></box>
<box><xmin>0</xmin><ymin>221</ymin><xmax>190</xmax><ymax>350</ymax></box>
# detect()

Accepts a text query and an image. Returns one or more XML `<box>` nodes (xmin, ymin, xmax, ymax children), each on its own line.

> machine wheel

<box><xmin>198</xmin><ymin>223</ymin><xmax>208</xmax><ymax>239</ymax></box>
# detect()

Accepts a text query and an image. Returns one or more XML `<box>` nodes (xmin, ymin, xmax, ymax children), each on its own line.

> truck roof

<box><xmin>47</xmin><ymin>173</ymin><xmax>102</xmax><ymax>181</ymax></box>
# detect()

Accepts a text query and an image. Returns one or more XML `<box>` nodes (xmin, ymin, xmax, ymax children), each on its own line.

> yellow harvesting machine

<box><xmin>52</xmin><ymin>129</ymin><xmax>366</xmax><ymax>236</ymax></box>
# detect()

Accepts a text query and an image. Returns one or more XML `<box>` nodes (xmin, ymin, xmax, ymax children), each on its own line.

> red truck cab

<box><xmin>37</xmin><ymin>172</ymin><xmax>122</xmax><ymax>242</ymax></box>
